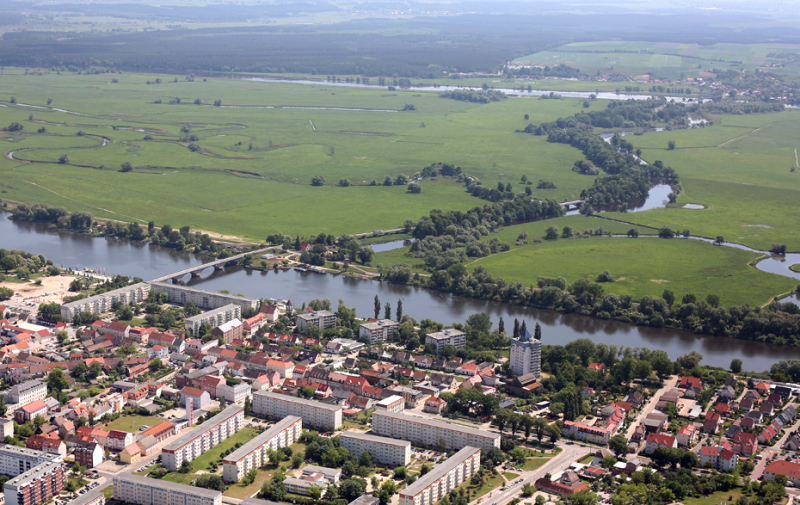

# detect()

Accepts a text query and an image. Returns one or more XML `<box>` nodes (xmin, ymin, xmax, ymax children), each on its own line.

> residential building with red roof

<box><xmin>645</xmin><ymin>433</ymin><xmax>677</xmax><ymax>454</ymax></box>
<box><xmin>107</xmin><ymin>430</ymin><xmax>133</xmax><ymax>451</ymax></box>
<box><xmin>588</xmin><ymin>363</ymin><xmax>605</xmax><ymax>372</ymax></box>
<box><xmin>180</xmin><ymin>386</ymin><xmax>210</xmax><ymax>409</ymax></box>
<box><xmin>678</xmin><ymin>376</ymin><xmax>702</xmax><ymax>389</ymax></box>
<box><xmin>141</xmin><ymin>422</ymin><xmax>175</xmax><ymax>444</ymax></box>
<box><xmin>26</xmin><ymin>432</ymin><xmax>66</xmax><ymax>457</ymax></box>
<box><xmin>700</xmin><ymin>445</ymin><xmax>738</xmax><ymax>471</ymax></box>
<box><xmin>535</xmin><ymin>471</ymin><xmax>589</xmax><ymax>496</ymax></box>
<box><xmin>676</xmin><ymin>424</ymin><xmax>697</xmax><ymax>447</ymax></box>
<box><xmin>423</xmin><ymin>397</ymin><xmax>446</xmax><ymax>414</ymax></box>
<box><xmin>265</xmin><ymin>359</ymin><xmax>295</xmax><ymax>379</ymax></box>
<box><xmin>733</xmin><ymin>431</ymin><xmax>758</xmax><ymax>457</ymax></box>
<box><xmin>15</xmin><ymin>400</ymin><xmax>47</xmax><ymax>423</ymax></box>
<box><xmin>764</xmin><ymin>460</ymin><xmax>800</xmax><ymax>486</ymax></box>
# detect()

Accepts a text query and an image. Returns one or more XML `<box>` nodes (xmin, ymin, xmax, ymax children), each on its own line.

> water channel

<box><xmin>2</xmin><ymin>214</ymin><xmax>799</xmax><ymax>370</ymax></box>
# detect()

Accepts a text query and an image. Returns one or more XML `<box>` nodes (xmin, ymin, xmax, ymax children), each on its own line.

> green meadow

<box><xmin>606</xmin><ymin>110</ymin><xmax>800</xmax><ymax>251</ymax></box>
<box><xmin>0</xmin><ymin>69</ymin><xmax>600</xmax><ymax>239</ymax></box>
<box><xmin>467</xmin><ymin>234</ymin><xmax>797</xmax><ymax>306</ymax></box>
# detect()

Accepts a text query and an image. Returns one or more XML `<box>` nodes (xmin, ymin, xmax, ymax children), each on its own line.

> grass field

<box><xmin>0</xmin><ymin>69</ymin><xmax>603</xmax><ymax>240</ymax></box>
<box><xmin>102</xmin><ymin>414</ymin><xmax>161</xmax><ymax>432</ymax></box>
<box><xmin>683</xmin><ymin>488</ymin><xmax>745</xmax><ymax>505</ymax></box>
<box><xmin>606</xmin><ymin>110</ymin><xmax>800</xmax><ymax>251</ymax></box>
<box><xmin>513</xmin><ymin>41</ymin><xmax>800</xmax><ymax>80</ymax></box>
<box><xmin>468</xmin><ymin>235</ymin><xmax>797</xmax><ymax>306</ymax></box>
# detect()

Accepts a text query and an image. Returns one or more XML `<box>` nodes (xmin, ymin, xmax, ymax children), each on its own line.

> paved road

<box><xmin>625</xmin><ymin>376</ymin><xmax>678</xmax><ymax>439</ymax></box>
<box><xmin>472</xmin><ymin>441</ymin><xmax>590</xmax><ymax>505</ymax></box>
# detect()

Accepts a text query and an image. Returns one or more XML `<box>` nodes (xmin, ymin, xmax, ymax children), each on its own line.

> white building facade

<box><xmin>252</xmin><ymin>391</ymin><xmax>342</xmax><ymax>430</ymax></box>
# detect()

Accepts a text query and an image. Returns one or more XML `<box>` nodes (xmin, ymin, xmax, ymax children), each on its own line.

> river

<box><xmin>2</xmin><ymin>215</ymin><xmax>799</xmax><ymax>370</ymax></box>
<box><xmin>243</xmin><ymin>77</ymin><xmax>700</xmax><ymax>102</ymax></box>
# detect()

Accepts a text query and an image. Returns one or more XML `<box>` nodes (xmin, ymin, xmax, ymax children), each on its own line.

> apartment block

<box><xmin>4</xmin><ymin>461</ymin><xmax>65</xmax><ymax>505</ymax></box>
<box><xmin>61</xmin><ymin>283</ymin><xmax>151</xmax><ymax>322</ymax></box>
<box><xmin>399</xmin><ymin>447</ymin><xmax>481</xmax><ymax>505</ymax></box>
<box><xmin>222</xmin><ymin>416</ymin><xmax>302</xmax><ymax>483</ymax></box>
<box><xmin>339</xmin><ymin>431</ymin><xmax>411</xmax><ymax>467</ymax></box>
<box><xmin>184</xmin><ymin>305</ymin><xmax>242</xmax><ymax>336</ymax></box>
<box><xmin>510</xmin><ymin>331</ymin><xmax>542</xmax><ymax>377</ymax></box>
<box><xmin>0</xmin><ymin>445</ymin><xmax>62</xmax><ymax>478</ymax></box>
<box><xmin>424</xmin><ymin>329</ymin><xmax>466</xmax><ymax>355</ymax></box>
<box><xmin>113</xmin><ymin>474</ymin><xmax>221</xmax><ymax>505</ymax></box>
<box><xmin>216</xmin><ymin>383</ymin><xmax>251</xmax><ymax>406</ymax></box>
<box><xmin>295</xmin><ymin>311</ymin><xmax>336</xmax><ymax>332</ymax></box>
<box><xmin>253</xmin><ymin>391</ymin><xmax>342</xmax><ymax>430</ymax></box>
<box><xmin>358</xmin><ymin>320</ymin><xmax>398</xmax><ymax>344</ymax></box>
<box><xmin>7</xmin><ymin>381</ymin><xmax>47</xmax><ymax>406</ymax></box>
<box><xmin>161</xmin><ymin>405</ymin><xmax>244</xmax><ymax>472</ymax></box>
<box><xmin>371</xmin><ymin>411</ymin><xmax>500</xmax><ymax>452</ymax></box>
<box><xmin>149</xmin><ymin>282</ymin><xmax>258</xmax><ymax>313</ymax></box>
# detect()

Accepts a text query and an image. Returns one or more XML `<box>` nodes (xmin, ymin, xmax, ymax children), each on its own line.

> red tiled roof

<box><xmin>765</xmin><ymin>460</ymin><xmax>800</xmax><ymax>479</ymax></box>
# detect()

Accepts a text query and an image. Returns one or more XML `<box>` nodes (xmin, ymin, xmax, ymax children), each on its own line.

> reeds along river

<box><xmin>2</xmin><ymin>214</ymin><xmax>799</xmax><ymax>371</ymax></box>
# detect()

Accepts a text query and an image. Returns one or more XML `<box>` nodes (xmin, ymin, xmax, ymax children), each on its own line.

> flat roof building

<box><xmin>149</xmin><ymin>282</ymin><xmax>258</xmax><ymax>313</ymax></box>
<box><xmin>425</xmin><ymin>329</ymin><xmax>466</xmax><ymax>355</ymax></box>
<box><xmin>185</xmin><ymin>305</ymin><xmax>242</xmax><ymax>336</ymax></box>
<box><xmin>339</xmin><ymin>431</ymin><xmax>411</xmax><ymax>467</ymax></box>
<box><xmin>113</xmin><ymin>473</ymin><xmax>221</xmax><ymax>505</ymax></box>
<box><xmin>358</xmin><ymin>320</ymin><xmax>398</xmax><ymax>344</ymax></box>
<box><xmin>253</xmin><ymin>391</ymin><xmax>342</xmax><ymax>430</ymax></box>
<box><xmin>4</xmin><ymin>460</ymin><xmax>65</xmax><ymax>505</ymax></box>
<box><xmin>7</xmin><ymin>380</ymin><xmax>47</xmax><ymax>407</ymax></box>
<box><xmin>372</xmin><ymin>411</ymin><xmax>500</xmax><ymax>452</ymax></box>
<box><xmin>296</xmin><ymin>311</ymin><xmax>336</xmax><ymax>332</ymax></box>
<box><xmin>61</xmin><ymin>283</ymin><xmax>151</xmax><ymax>323</ymax></box>
<box><xmin>399</xmin><ymin>447</ymin><xmax>480</xmax><ymax>505</ymax></box>
<box><xmin>161</xmin><ymin>405</ymin><xmax>244</xmax><ymax>472</ymax></box>
<box><xmin>222</xmin><ymin>416</ymin><xmax>302</xmax><ymax>483</ymax></box>
<box><xmin>0</xmin><ymin>444</ymin><xmax>62</xmax><ymax>478</ymax></box>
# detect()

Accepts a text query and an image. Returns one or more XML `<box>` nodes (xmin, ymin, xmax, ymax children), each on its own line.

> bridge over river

<box><xmin>150</xmin><ymin>246</ymin><xmax>277</xmax><ymax>283</ymax></box>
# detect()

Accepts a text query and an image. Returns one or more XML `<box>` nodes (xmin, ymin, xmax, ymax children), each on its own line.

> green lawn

<box><xmin>520</xmin><ymin>458</ymin><xmax>551</xmax><ymax>471</ymax></box>
<box><xmin>503</xmin><ymin>472</ymin><xmax>520</xmax><ymax>480</ymax></box>
<box><xmin>683</xmin><ymin>488</ymin><xmax>744</xmax><ymax>505</ymax></box>
<box><xmin>0</xmin><ymin>69</ymin><xmax>598</xmax><ymax>241</ymax></box>
<box><xmin>102</xmin><ymin>414</ymin><xmax>161</xmax><ymax>432</ymax></box>
<box><xmin>191</xmin><ymin>427</ymin><xmax>259</xmax><ymax>470</ymax></box>
<box><xmin>468</xmin><ymin>234</ymin><xmax>797</xmax><ymax>307</ymax></box>
<box><xmin>102</xmin><ymin>486</ymin><xmax>114</xmax><ymax>499</ymax></box>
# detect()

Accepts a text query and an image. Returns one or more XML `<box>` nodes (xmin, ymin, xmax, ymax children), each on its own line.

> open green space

<box><xmin>102</xmin><ymin>486</ymin><xmax>114</xmax><ymax>499</ymax></box>
<box><xmin>467</xmin><ymin>235</ymin><xmax>797</xmax><ymax>307</ymax></box>
<box><xmin>520</xmin><ymin>457</ymin><xmax>551</xmax><ymax>471</ymax></box>
<box><xmin>191</xmin><ymin>427</ymin><xmax>259</xmax><ymax>470</ymax></box>
<box><xmin>514</xmin><ymin>41</ymin><xmax>800</xmax><ymax>80</ymax></box>
<box><xmin>606</xmin><ymin>109</ymin><xmax>800</xmax><ymax>251</ymax></box>
<box><xmin>682</xmin><ymin>488</ymin><xmax>745</xmax><ymax>505</ymax></box>
<box><xmin>0</xmin><ymin>69</ymin><xmax>600</xmax><ymax>240</ymax></box>
<box><xmin>223</xmin><ymin>441</ymin><xmax>308</xmax><ymax>499</ymax></box>
<box><xmin>101</xmin><ymin>414</ymin><xmax>161</xmax><ymax>432</ymax></box>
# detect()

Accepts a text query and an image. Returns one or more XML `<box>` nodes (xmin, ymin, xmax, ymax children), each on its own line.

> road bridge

<box><xmin>150</xmin><ymin>246</ymin><xmax>276</xmax><ymax>283</ymax></box>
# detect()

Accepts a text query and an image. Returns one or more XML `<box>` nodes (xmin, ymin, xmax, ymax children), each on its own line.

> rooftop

<box><xmin>6</xmin><ymin>461</ymin><xmax>63</xmax><ymax>487</ymax></box>
<box><xmin>253</xmin><ymin>391</ymin><xmax>343</xmax><ymax>412</ymax></box>
<box><xmin>114</xmin><ymin>473</ymin><xmax>222</xmax><ymax>499</ymax></box>
<box><xmin>340</xmin><ymin>430</ymin><xmax>411</xmax><ymax>448</ymax></box>
<box><xmin>162</xmin><ymin>405</ymin><xmax>243</xmax><ymax>452</ymax></box>
<box><xmin>400</xmin><ymin>446</ymin><xmax>480</xmax><ymax>497</ymax></box>
<box><xmin>223</xmin><ymin>416</ymin><xmax>301</xmax><ymax>463</ymax></box>
<box><xmin>373</xmin><ymin>411</ymin><xmax>500</xmax><ymax>440</ymax></box>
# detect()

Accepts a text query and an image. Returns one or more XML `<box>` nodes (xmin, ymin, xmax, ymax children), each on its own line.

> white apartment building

<box><xmin>295</xmin><ymin>311</ymin><xmax>336</xmax><ymax>332</ymax></box>
<box><xmin>374</xmin><ymin>395</ymin><xmax>405</xmax><ymax>414</ymax></box>
<box><xmin>253</xmin><ymin>391</ymin><xmax>342</xmax><ymax>430</ymax></box>
<box><xmin>7</xmin><ymin>380</ymin><xmax>47</xmax><ymax>406</ymax></box>
<box><xmin>371</xmin><ymin>411</ymin><xmax>500</xmax><ymax>452</ymax></box>
<box><xmin>161</xmin><ymin>405</ymin><xmax>244</xmax><ymax>472</ymax></box>
<box><xmin>0</xmin><ymin>444</ymin><xmax>62</xmax><ymax>478</ymax></box>
<box><xmin>5</xmin><ymin>460</ymin><xmax>65</xmax><ymax>505</ymax></box>
<box><xmin>185</xmin><ymin>304</ymin><xmax>242</xmax><ymax>336</ymax></box>
<box><xmin>425</xmin><ymin>329</ymin><xmax>466</xmax><ymax>355</ymax></box>
<box><xmin>339</xmin><ymin>431</ymin><xmax>411</xmax><ymax>467</ymax></box>
<box><xmin>222</xmin><ymin>416</ymin><xmax>302</xmax><ymax>483</ymax></box>
<box><xmin>399</xmin><ymin>447</ymin><xmax>481</xmax><ymax>505</ymax></box>
<box><xmin>510</xmin><ymin>332</ymin><xmax>542</xmax><ymax>377</ymax></box>
<box><xmin>61</xmin><ymin>283</ymin><xmax>151</xmax><ymax>322</ymax></box>
<box><xmin>358</xmin><ymin>320</ymin><xmax>398</xmax><ymax>344</ymax></box>
<box><xmin>0</xmin><ymin>420</ymin><xmax>13</xmax><ymax>440</ymax></box>
<box><xmin>216</xmin><ymin>383</ymin><xmax>251</xmax><ymax>406</ymax></box>
<box><xmin>113</xmin><ymin>473</ymin><xmax>222</xmax><ymax>505</ymax></box>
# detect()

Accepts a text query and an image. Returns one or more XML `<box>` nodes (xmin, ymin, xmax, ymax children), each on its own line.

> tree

<box><xmin>311</xmin><ymin>175</ymin><xmax>326</xmax><ymax>186</ymax></box>
<box><xmin>662</xmin><ymin>289</ymin><xmax>675</xmax><ymax>307</ymax></box>
<box><xmin>521</xmin><ymin>483</ymin><xmax>535</xmax><ymax>497</ymax></box>
<box><xmin>407</xmin><ymin>183</ymin><xmax>422</xmax><ymax>193</ymax></box>
<box><xmin>731</xmin><ymin>358</ymin><xmax>743</xmax><ymax>374</ymax></box>
<box><xmin>120</xmin><ymin>161</ymin><xmax>133</xmax><ymax>172</ymax></box>
<box><xmin>307</xmin><ymin>486</ymin><xmax>322</xmax><ymax>500</ymax></box>
<box><xmin>545</xmin><ymin>226</ymin><xmax>559</xmax><ymax>240</ymax></box>
<box><xmin>715</xmin><ymin>236</ymin><xmax>725</xmax><ymax>245</ymax></box>
<box><xmin>339</xmin><ymin>178</ymin><xmax>351</xmax><ymax>187</ymax></box>
<box><xmin>58</xmin><ymin>154</ymin><xmax>69</xmax><ymax>164</ymax></box>
<box><xmin>373</xmin><ymin>295</ymin><xmax>380</xmax><ymax>319</ymax></box>
<box><xmin>771</xmin><ymin>244</ymin><xmax>787</xmax><ymax>255</ymax></box>
<box><xmin>609</xmin><ymin>434</ymin><xmax>628</xmax><ymax>456</ymax></box>
<box><xmin>339</xmin><ymin>479</ymin><xmax>367</xmax><ymax>501</ymax></box>
<box><xmin>658</xmin><ymin>226</ymin><xmax>674</xmax><ymax>238</ymax></box>
<box><xmin>627</xmin><ymin>228</ymin><xmax>639</xmax><ymax>238</ymax></box>
<box><xmin>667</xmin><ymin>140</ymin><xmax>676</xmax><ymax>150</ymax></box>
<box><xmin>396</xmin><ymin>299</ymin><xmax>403</xmax><ymax>321</ymax></box>
<box><xmin>384</xmin><ymin>302</ymin><xmax>391</xmax><ymax>320</ymax></box>
<box><xmin>179</xmin><ymin>460</ymin><xmax>192</xmax><ymax>473</ymax></box>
